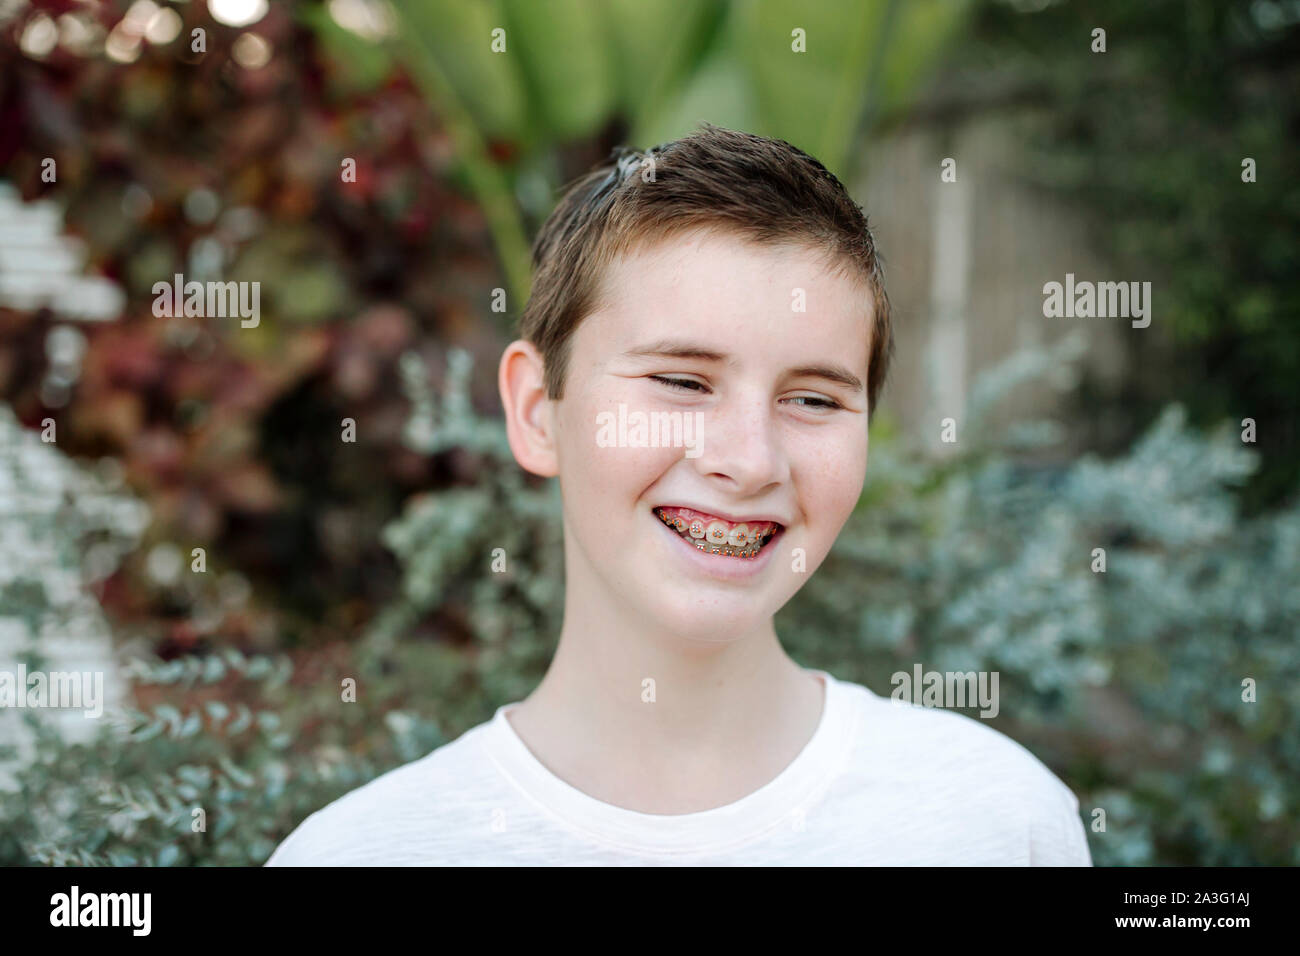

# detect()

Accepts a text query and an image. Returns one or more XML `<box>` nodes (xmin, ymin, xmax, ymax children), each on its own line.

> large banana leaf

<box><xmin>365</xmin><ymin>0</ymin><xmax>971</xmax><ymax>307</ymax></box>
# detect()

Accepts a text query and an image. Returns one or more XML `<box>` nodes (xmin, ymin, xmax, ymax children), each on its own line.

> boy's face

<box><xmin>531</xmin><ymin>228</ymin><xmax>872</xmax><ymax>643</ymax></box>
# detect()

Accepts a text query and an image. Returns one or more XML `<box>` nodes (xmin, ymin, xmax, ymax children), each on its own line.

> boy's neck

<box><xmin>505</xmin><ymin>620</ymin><xmax>825</xmax><ymax>814</ymax></box>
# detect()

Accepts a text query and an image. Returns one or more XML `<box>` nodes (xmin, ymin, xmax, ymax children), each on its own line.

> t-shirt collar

<box><xmin>481</xmin><ymin>669</ymin><xmax>858</xmax><ymax>855</ymax></box>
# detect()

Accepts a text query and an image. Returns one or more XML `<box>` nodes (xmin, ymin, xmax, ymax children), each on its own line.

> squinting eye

<box><xmin>650</xmin><ymin>376</ymin><xmax>842</xmax><ymax>409</ymax></box>
<box><xmin>650</xmin><ymin>375</ymin><xmax>707</xmax><ymax>392</ymax></box>
<box><xmin>785</xmin><ymin>396</ymin><xmax>843</xmax><ymax>410</ymax></box>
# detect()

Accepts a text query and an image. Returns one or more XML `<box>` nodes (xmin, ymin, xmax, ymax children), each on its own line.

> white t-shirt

<box><xmin>266</xmin><ymin>669</ymin><xmax>1092</xmax><ymax>866</ymax></box>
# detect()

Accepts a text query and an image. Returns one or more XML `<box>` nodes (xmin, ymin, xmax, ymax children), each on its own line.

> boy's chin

<box><xmin>641</xmin><ymin>600</ymin><xmax>772</xmax><ymax>645</ymax></box>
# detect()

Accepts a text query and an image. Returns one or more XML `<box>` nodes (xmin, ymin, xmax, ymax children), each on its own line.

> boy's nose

<box><xmin>691</xmin><ymin>394</ymin><xmax>790</xmax><ymax>493</ymax></box>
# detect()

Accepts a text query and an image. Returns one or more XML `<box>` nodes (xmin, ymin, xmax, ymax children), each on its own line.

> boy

<box><xmin>267</xmin><ymin>124</ymin><xmax>1092</xmax><ymax>866</ymax></box>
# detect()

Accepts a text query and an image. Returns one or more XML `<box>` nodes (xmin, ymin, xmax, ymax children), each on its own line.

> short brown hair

<box><xmin>518</xmin><ymin>123</ymin><xmax>893</xmax><ymax>415</ymax></box>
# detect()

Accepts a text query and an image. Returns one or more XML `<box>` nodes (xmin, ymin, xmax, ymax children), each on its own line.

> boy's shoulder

<box><xmin>265</xmin><ymin>716</ymin><xmax>502</xmax><ymax>866</ymax></box>
<box><xmin>842</xmin><ymin>677</ymin><xmax>1079</xmax><ymax>807</ymax></box>
<box><xmin>834</xmin><ymin>677</ymin><xmax>1090</xmax><ymax>864</ymax></box>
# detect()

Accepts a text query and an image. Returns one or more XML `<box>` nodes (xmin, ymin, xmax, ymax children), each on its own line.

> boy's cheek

<box><xmin>799</xmin><ymin>449</ymin><xmax>867</xmax><ymax>545</ymax></box>
<box><xmin>560</xmin><ymin>426</ymin><xmax>679</xmax><ymax>503</ymax></box>
<box><xmin>794</xmin><ymin>427</ymin><xmax>867</xmax><ymax>486</ymax></box>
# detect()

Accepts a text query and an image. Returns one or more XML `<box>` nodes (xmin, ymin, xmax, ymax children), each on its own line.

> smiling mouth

<box><xmin>653</xmin><ymin>506</ymin><xmax>784</xmax><ymax>559</ymax></box>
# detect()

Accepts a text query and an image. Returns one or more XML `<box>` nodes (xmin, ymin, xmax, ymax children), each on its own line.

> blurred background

<box><xmin>0</xmin><ymin>0</ymin><xmax>1296</xmax><ymax>866</ymax></box>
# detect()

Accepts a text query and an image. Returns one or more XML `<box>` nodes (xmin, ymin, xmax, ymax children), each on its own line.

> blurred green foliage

<box><xmin>1</xmin><ymin>0</ymin><xmax>501</xmax><ymax>659</ymax></box>
<box><xmin>961</xmin><ymin>0</ymin><xmax>1300</xmax><ymax>511</ymax></box>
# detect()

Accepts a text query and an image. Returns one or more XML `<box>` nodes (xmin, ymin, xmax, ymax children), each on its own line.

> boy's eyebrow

<box><xmin>622</xmin><ymin>339</ymin><xmax>865</xmax><ymax>392</ymax></box>
<box><xmin>623</xmin><ymin>340</ymin><xmax>731</xmax><ymax>363</ymax></box>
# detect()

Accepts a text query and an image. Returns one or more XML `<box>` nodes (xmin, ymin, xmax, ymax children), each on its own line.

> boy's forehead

<box><xmin>589</xmin><ymin>229</ymin><xmax>873</xmax><ymax>358</ymax></box>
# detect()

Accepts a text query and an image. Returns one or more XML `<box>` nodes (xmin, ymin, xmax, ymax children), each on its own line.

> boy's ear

<box><xmin>498</xmin><ymin>339</ymin><xmax>559</xmax><ymax>478</ymax></box>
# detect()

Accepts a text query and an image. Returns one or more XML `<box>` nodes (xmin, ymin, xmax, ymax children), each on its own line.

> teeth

<box><xmin>691</xmin><ymin>538</ymin><xmax>760</xmax><ymax>558</ymax></box>
<box><xmin>657</xmin><ymin>508</ymin><xmax>778</xmax><ymax>559</ymax></box>
<box><xmin>689</xmin><ymin>534</ymin><xmax>739</xmax><ymax>555</ymax></box>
